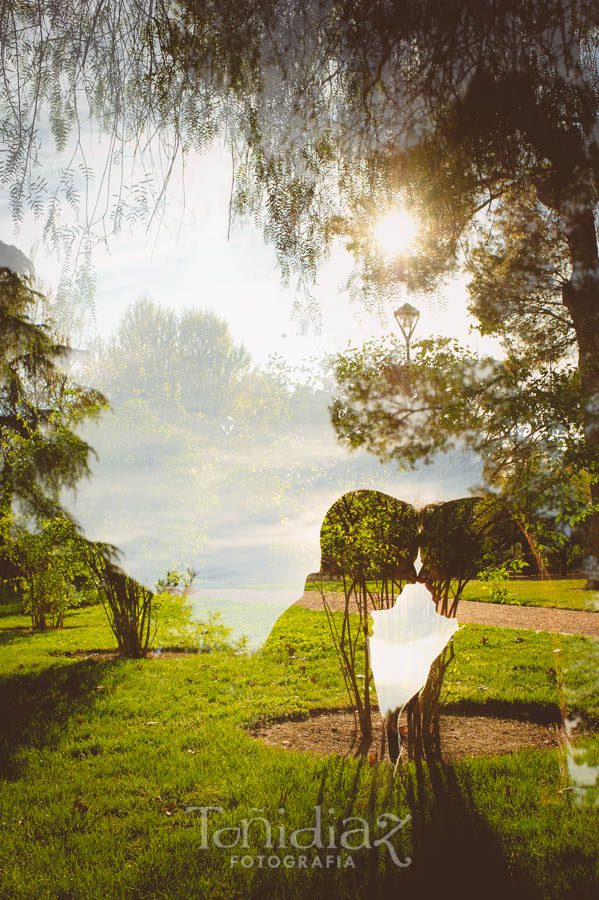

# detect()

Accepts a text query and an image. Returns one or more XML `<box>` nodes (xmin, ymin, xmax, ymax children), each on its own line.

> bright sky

<box><xmin>1</xmin><ymin>135</ymin><xmax>485</xmax><ymax>366</ymax></box>
<box><xmin>0</xmin><ymin>124</ymin><xmax>491</xmax><ymax>639</ymax></box>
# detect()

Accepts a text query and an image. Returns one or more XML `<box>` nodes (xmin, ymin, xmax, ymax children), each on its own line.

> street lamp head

<box><xmin>393</xmin><ymin>302</ymin><xmax>420</xmax><ymax>340</ymax></box>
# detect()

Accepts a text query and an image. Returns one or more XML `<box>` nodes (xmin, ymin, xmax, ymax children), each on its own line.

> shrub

<box><xmin>152</xmin><ymin>568</ymin><xmax>244</xmax><ymax>652</ymax></box>
<box><xmin>1</xmin><ymin>515</ymin><xmax>92</xmax><ymax>630</ymax></box>
<box><xmin>478</xmin><ymin>558</ymin><xmax>526</xmax><ymax>604</ymax></box>
<box><xmin>21</xmin><ymin>567</ymin><xmax>79</xmax><ymax>629</ymax></box>
<box><xmin>88</xmin><ymin>555</ymin><xmax>153</xmax><ymax>658</ymax></box>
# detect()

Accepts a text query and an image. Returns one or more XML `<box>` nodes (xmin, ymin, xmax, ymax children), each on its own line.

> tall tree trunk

<box><xmin>0</xmin><ymin>461</ymin><xmax>13</xmax><ymax>581</ymax></box>
<box><xmin>560</xmin><ymin>199</ymin><xmax>599</xmax><ymax>588</ymax></box>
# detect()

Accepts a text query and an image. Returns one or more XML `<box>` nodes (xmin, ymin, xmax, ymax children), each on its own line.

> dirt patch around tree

<box><xmin>248</xmin><ymin>707</ymin><xmax>571</xmax><ymax>762</ymax></box>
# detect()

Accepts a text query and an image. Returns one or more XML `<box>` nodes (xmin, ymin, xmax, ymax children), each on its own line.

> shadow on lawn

<box><xmin>397</xmin><ymin>753</ymin><xmax>544</xmax><ymax>900</ymax></box>
<box><xmin>445</xmin><ymin>697</ymin><xmax>562</xmax><ymax>724</ymax></box>
<box><xmin>0</xmin><ymin>658</ymin><xmax>122</xmax><ymax>779</ymax></box>
<box><xmin>0</xmin><ymin>625</ymin><xmax>34</xmax><ymax>648</ymax></box>
<box><xmin>126</xmin><ymin>750</ymin><xmax>548</xmax><ymax>900</ymax></box>
<box><xmin>282</xmin><ymin>755</ymin><xmax>546</xmax><ymax>899</ymax></box>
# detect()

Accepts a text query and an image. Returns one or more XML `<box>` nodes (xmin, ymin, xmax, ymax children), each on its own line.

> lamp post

<box><xmin>393</xmin><ymin>302</ymin><xmax>420</xmax><ymax>363</ymax></box>
<box><xmin>221</xmin><ymin>416</ymin><xmax>235</xmax><ymax>451</ymax></box>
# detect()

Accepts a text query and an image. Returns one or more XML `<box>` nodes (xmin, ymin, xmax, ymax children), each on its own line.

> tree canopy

<box><xmin>3</xmin><ymin>2</ymin><xmax>597</xmax><ymax>290</ymax></box>
<box><xmin>0</xmin><ymin>265</ymin><xmax>109</xmax><ymax>623</ymax></box>
<box><xmin>0</xmin><ymin>267</ymin><xmax>105</xmax><ymax>524</ymax></box>
<box><xmin>331</xmin><ymin>332</ymin><xmax>590</xmax><ymax>575</ymax></box>
<box><xmin>3</xmin><ymin>0</ymin><xmax>599</xmax><ymax>579</ymax></box>
<box><xmin>91</xmin><ymin>298</ymin><xmax>252</xmax><ymax>418</ymax></box>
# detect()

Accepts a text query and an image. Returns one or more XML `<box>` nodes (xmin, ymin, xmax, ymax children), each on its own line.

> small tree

<box><xmin>317</xmin><ymin>490</ymin><xmax>418</xmax><ymax>745</ymax></box>
<box><xmin>87</xmin><ymin>553</ymin><xmax>153</xmax><ymax>659</ymax></box>
<box><xmin>317</xmin><ymin>491</ymin><xmax>513</xmax><ymax>760</ymax></box>
<box><xmin>407</xmin><ymin>498</ymin><xmax>514</xmax><ymax>760</ymax></box>
<box><xmin>1</xmin><ymin>514</ymin><xmax>94</xmax><ymax>630</ymax></box>
<box><xmin>0</xmin><ymin>265</ymin><xmax>106</xmax><ymax>599</ymax></box>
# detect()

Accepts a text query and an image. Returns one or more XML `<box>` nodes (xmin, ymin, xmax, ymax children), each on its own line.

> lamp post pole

<box><xmin>393</xmin><ymin>302</ymin><xmax>420</xmax><ymax>363</ymax></box>
<box><xmin>221</xmin><ymin>416</ymin><xmax>235</xmax><ymax>451</ymax></box>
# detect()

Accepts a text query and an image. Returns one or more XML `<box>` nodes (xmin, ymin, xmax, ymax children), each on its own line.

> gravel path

<box><xmin>295</xmin><ymin>591</ymin><xmax>599</xmax><ymax>639</ymax></box>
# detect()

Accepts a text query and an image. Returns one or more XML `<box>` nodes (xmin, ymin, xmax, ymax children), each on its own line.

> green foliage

<box><xmin>79</xmin><ymin>298</ymin><xmax>343</xmax><ymax>577</ymax></box>
<box><xmin>477</xmin><ymin>558</ymin><xmax>527</xmax><ymax>606</ymax></box>
<box><xmin>331</xmin><ymin>330</ymin><xmax>593</xmax><ymax>576</ymax></box>
<box><xmin>467</xmin><ymin>189</ymin><xmax>575</xmax><ymax>366</ymax></box>
<box><xmin>332</xmin><ymin>333</ymin><xmax>585</xmax><ymax>480</ymax></box>
<box><xmin>0</xmin><ymin>514</ymin><xmax>95</xmax><ymax>630</ymax></box>
<box><xmin>151</xmin><ymin>568</ymin><xmax>243</xmax><ymax>652</ymax></box>
<box><xmin>0</xmin><ymin>268</ymin><xmax>106</xmax><ymax>523</ymax></box>
<box><xmin>315</xmin><ymin>490</ymin><xmax>516</xmax><ymax>741</ymax></box>
<box><xmin>0</xmin><ymin>268</ymin><xmax>107</xmax><ymax>620</ymax></box>
<box><xmin>478</xmin><ymin>564</ymin><xmax>511</xmax><ymax>606</ymax></box>
<box><xmin>87</xmin><ymin>555</ymin><xmax>154</xmax><ymax>659</ymax></box>
<box><xmin>2</xmin><ymin>1</ymin><xmax>597</xmax><ymax>318</ymax></box>
<box><xmin>90</xmin><ymin>299</ymin><xmax>252</xmax><ymax>419</ymax></box>
<box><xmin>320</xmin><ymin>491</ymin><xmax>515</xmax><ymax>605</ymax></box>
<box><xmin>320</xmin><ymin>490</ymin><xmax>419</xmax><ymax>588</ymax></box>
<box><xmin>331</xmin><ymin>335</ymin><xmax>478</xmax><ymax>463</ymax></box>
<box><xmin>151</xmin><ymin>589</ymin><xmax>235</xmax><ymax>651</ymax></box>
<box><xmin>317</xmin><ymin>490</ymin><xmax>423</xmax><ymax>740</ymax></box>
<box><xmin>417</xmin><ymin>498</ymin><xmax>517</xmax><ymax>609</ymax></box>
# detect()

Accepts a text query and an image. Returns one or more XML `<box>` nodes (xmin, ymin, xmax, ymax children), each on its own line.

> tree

<box><xmin>2</xmin><ymin>514</ymin><xmax>92</xmax><ymax>630</ymax></box>
<box><xmin>331</xmin><ymin>332</ymin><xmax>591</xmax><ymax>574</ymax></box>
<box><xmin>87</xmin><ymin>551</ymin><xmax>154</xmax><ymax>658</ymax></box>
<box><xmin>3</xmin><ymin>1</ymin><xmax>599</xmax><ymax>578</ymax></box>
<box><xmin>170</xmin><ymin>0</ymin><xmax>599</xmax><ymax>584</ymax></box>
<box><xmin>77</xmin><ymin>297</ymin><xmax>357</xmax><ymax>583</ymax></box>
<box><xmin>0</xmin><ymin>267</ymin><xmax>105</xmax><ymax>520</ymax></box>
<box><xmin>316</xmin><ymin>490</ymin><xmax>513</xmax><ymax>758</ymax></box>
<box><xmin>0</xmin><ymin>265</ymin><xmax>107</xmax><ymax>614</ymax></box>
<box><xmin>91</xmin><ymin>299</ymin><xmax>252</xmax><ymax>419</ymax></box>
<box><xmin>317</xmin><ymin>490</ymin><xmax>418</xmax><ymax>744</ymax></box>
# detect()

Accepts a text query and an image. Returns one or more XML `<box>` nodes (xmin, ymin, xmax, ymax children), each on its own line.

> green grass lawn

<box><xmin>305</xmin><ymin>577</ymin><xmax>599</xmax><ymax>612</ymax></box>
<box><xmin>1</xmin><ymin>599</ymin><xmax>599</xmax><ymax>898</ymax></box>
<box><xmin>461</xmin><ymin>578</ymin><xmax>599</xmax><ymax>611</ymax></box>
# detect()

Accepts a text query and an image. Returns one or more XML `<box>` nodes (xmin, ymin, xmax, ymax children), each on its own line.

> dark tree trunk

<box><xmin>560</xmin><ymin>199</ymin><xmax>599</xmax><ymax>589</ymax></box>
<box><xmin>582</xmin><ymin>480</ymin><xmax>599</xmax><ymax>590</ymax></box>
<box><xmin>385</xmin><ymin>709</ymin><xmax>401</xmax><ymax>763</ymax></box>
<box><xmin>30</xmin><ymin>584</ymin><xmax>46</xmax><ymax>631</ymax></box>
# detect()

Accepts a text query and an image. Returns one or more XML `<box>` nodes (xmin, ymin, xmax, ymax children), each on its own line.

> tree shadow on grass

<box><xmin>443</xmin><ymin>697</ymin><xmax>562</xmax><ymax>724</ymax></box>
<box><xmin>394</xmin><ymin>752</ymin><xmax>545</xmax><ymax>900</ymax></box>
<box><xmin>0</xmin><ymin>657</ymin><xmax>123</xmax><ymax>779</ymax></box>
<box><xmin>124</xmin><ymin>748</ymin><xmax>552</xmax><ymax>900</ymax></box>
<box><xmin>0</xmin><ymin>625</ymin><xmax>34</xmax><ymax>648</ymax></box>
<box><xmin>305</xmin><ymin>750</ymin><xmax>546</xmax><ymax>899</ymax></box>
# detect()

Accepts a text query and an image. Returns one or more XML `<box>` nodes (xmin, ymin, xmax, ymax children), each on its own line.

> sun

<box><xmin>373</xmin><ymin>208</ymin><xmax>418</xmax><ymax>257</ymax></box>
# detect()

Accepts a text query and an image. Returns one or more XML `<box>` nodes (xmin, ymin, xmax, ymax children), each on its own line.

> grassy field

<box><xmin>305</xmin><ymin>577</ymin><xmax>599</xmax><ymax>612</ymax></box>
<box><xmin>1</xmin><ymin>599</ymin><xmax>599</xmax><ymax>898</ymax></box>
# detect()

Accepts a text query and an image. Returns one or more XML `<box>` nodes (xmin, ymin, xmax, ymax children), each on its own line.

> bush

<box><xmin>1</xmin><ymin>516</ymin><xmax>94</xmax><ymax>630</ymax></box>
<box><xmin>478</xmin><ymin>558</ymin><xmax>526</xmax><ymax>604</ymax></box>
<box><xmin>88</xmin><ymin>555</ymin><xmax>153</xmax><ymax>658</ymax></box>
<box><xmin>21</xmin><ymin>567</ymin><xmax>80</xmax><ymax>629</ymax></box>
<box><xmin>151</xmin><ymin>568</ymin><xmax>245</xmax><ymax>652</ymax></box>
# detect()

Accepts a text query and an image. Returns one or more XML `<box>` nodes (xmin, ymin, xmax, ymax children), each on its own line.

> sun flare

<box><xmin>374</xmin><ymin>208</ymin><xmax>418</xmax><ymax>257</ymax></box>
